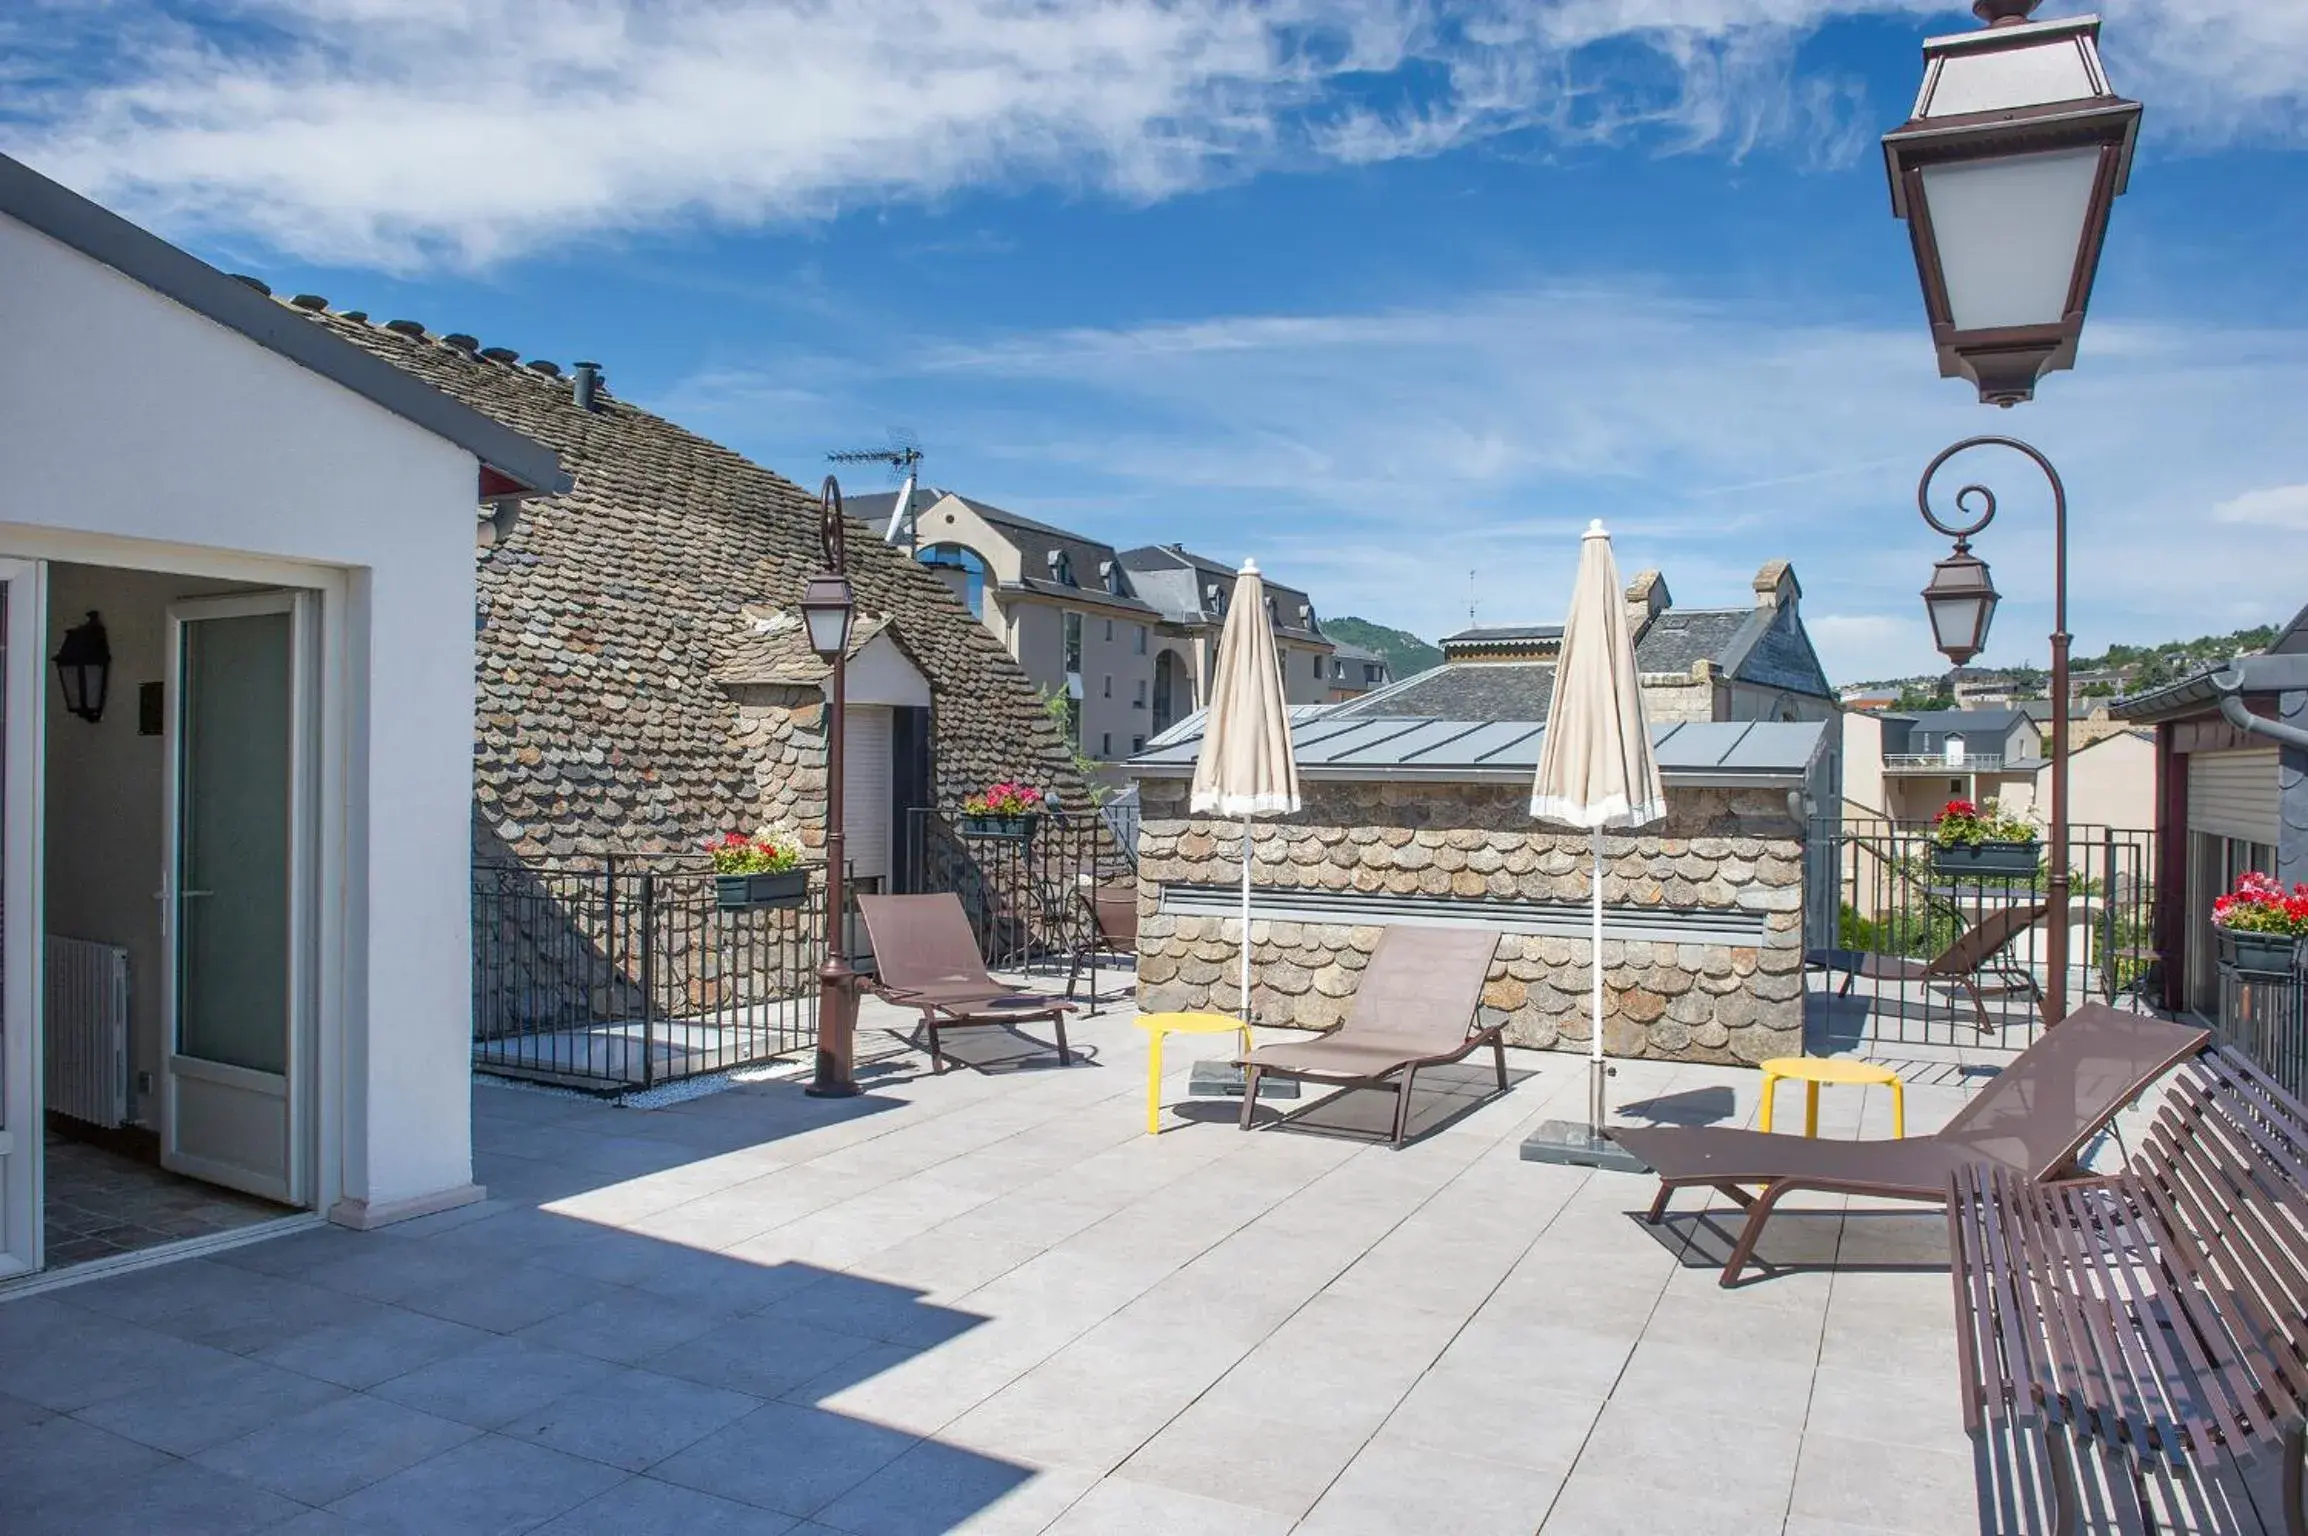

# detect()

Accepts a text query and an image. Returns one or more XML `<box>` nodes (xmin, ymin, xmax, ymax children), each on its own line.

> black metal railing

<box><xmin>2216</xmin><ymin>954</ymin><xmax>2308</xmax><ymax>1100</ymax></box>
<box><xmin>1812</xmin><ymin>817</ymin><xmax>2157</xmax><ymax>1049</ymax></box>
<box><xmin>473</xmin><ymin>856</ymin><xmax>823</xmax><ymax>1091</ymax></box>
<box><xmin>902</xmin><ymin>807</ymin><xmax>1132</xmax><ymax>972</ymax></box>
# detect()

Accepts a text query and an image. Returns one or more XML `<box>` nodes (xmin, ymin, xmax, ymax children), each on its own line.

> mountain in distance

<box><xmin>1327</xmin><ymin>617</ymin><xmax>1443</xmax><ymax>680</ymax></box>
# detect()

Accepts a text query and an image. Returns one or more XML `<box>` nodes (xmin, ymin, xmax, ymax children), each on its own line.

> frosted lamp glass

<box><xmin>1918</xmin><ymin>148</ymin><xmax>2101</xmax><ymax>331</ymax></box>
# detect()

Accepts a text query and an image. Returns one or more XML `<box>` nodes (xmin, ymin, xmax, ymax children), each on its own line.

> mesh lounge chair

<box><xmin>1238</xmin><ymin>925</ymin><xmax>1506</xmax><ymax>1147</ymax></box>
<box><xmin>1613</xmin><ymin>1004</ymin><xmax>2207</xmax><ymax>1286</ymax></box>
<box><xmin>857</xmin><ymin>894</ymin><xmax>1077</xmax><ymax>1074</ymax></box>
<box><xmin>1809</xmin><ymin>901</ymin><xmax>2048</xmax><ymax>1034</ymax></box>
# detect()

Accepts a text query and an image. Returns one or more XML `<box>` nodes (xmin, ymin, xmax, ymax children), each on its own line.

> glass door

<box><xmin>161</xmin><ymin>592</ymin><xmax>312</xmax><ymax>1205</ymax></box>
<box><xmin>0</xmin><ymin>561</ymin><xmax>44</xmax><ymax>1277</ymax></box>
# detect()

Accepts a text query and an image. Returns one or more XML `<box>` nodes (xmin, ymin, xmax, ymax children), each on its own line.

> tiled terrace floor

<box><xmin>0</xmin><ymin>991</ymin><xmax>2270</xmax><ymax>1535</ymax></box>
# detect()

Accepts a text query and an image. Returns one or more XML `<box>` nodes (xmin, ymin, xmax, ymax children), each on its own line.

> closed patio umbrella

<box><xmin>1189</xmin><ymin>560</ymin><xmax>1301</xmax><ymax>1036</ymax></box>
<box><xmin>1524</xmin><ymin>520</ymin><xmax>1665</xmax><ymax>1173</ymax></box>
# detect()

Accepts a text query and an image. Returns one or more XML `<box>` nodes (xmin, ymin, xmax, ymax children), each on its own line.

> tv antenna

<box><xmin>827</xmin><ymin>432</ymin><xmax>924</xmax><ymax>550</ymax></box>
<box><xmin>1468</xmin><ymin>570</ymin><xmax>1478</xmax><ymax>629</ymax></box>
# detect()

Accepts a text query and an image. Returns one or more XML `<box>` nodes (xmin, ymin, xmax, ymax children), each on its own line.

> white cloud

<box><xmin>2212</xmin><ymin>484</ymin><xmax>2308</xmax><ymax>530</ymax></box>
<box><xmin>669</xmin><ymin>282</ymin><xmax>2308</xmax><ymax>682</ymax></box>
<box><xmin>4</xmin><ymin>0</ymin><xmax>2303</xmax><ymax>269</ymax></box>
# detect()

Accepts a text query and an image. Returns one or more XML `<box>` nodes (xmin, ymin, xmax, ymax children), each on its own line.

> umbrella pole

<box><xmin>1589</xmin><ymin>826</ymin><xmax>1606</xmax><ymax>1137</ymax></box>
<box><xmin>1240</xmin><ymin>817</ymin><xmax>1253</xmax><ymax>1041</ymax></box>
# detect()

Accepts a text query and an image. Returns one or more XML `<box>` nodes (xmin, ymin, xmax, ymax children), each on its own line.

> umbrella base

<box><xmin>1187</xmin><ymin>1061</ymin><xmax>1301</xmax><ymax>1099</ymax></box>
<box><xmin>1521</xmin><ymin>1119</ymin><xmax>1650</xmax><ymax>1174</ymax></box>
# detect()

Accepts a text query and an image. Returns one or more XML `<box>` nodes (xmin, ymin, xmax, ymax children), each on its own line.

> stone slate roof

<box><xmin>1116</xmin><ymin>544</ymin><xmax>1326</xmax><ymax>643</ymax></box>
<box><xmin>713</xmin><ymin>612</ymin><xmax>896</xmax><ymax>687</ymax></box>
<box><xmin>1334</xmin><ymin>662</ymin><xmax>1556</xmax><ymax>721</ymax></box>
<box><xmin>1634</xmin><ymin>608</ymin><xmax>1754</xmax><ymax>676</ymax></box>
<box><xmin>1441</xmin><ymin>624</ymin><xmax>1562</xmax><ymax>647</ymax></box>
<box><xmin>286</xmin><ymin>306</ymin><xmax>1086</xmax><ymax>861</ymax></box>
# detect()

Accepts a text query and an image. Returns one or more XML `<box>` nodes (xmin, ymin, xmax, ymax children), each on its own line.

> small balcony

<box><xmin>1883</xmin><ymin>751</ymin><xmax>2004</xmax><ymax>773</ymax></box>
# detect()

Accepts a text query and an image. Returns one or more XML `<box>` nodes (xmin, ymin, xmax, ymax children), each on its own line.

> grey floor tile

<box><xmin>76</xmin><ymin>1354</ymin><xmax>348</xmax><ymax>1454</ymax></box>
<box><xmin>513</xmin><ymin>1288</ymin><xmax>742</xmax><ymax>1365</ymax></box>
<box><xmin>1039</xmin><ymin>1474</ymin><xmax>1295</xmax><ymax>1535</ymax></box>
<box><xmin>1789</xmin><ymin>1431</ymin><xmax>1986</xmax><ymax>1533</ymax></box>
<box><xmin>15</xmin><ymin>1456</ymin><xmax>308</xmax><ymax>1536</ymax></box>
<box><xmin>1537</xmin><ymin>1468</ymin><xmax>1793</xmax><ymax>1535</ymax></box>
<box><xmin>1117</xmin><ymin>1401</ymin><xmax>1364</xmax><ymax>1520</ymax></box>
<box><xmin>391</xmin><ymin>1259</ymin><xmax>624</xmax><ymax>1335</ymax></box>
<box><xmin>369</xmin><ymin>1334</ymin><xmax>621</xmax><ymax>1430</ymax></box>
<box><xmin>653</xmin><ymin>1400</ymin><xmax>922</xmax><ymax>1517</ymax></box>
<box><xmin>533</xmin><ymin>1476</ymin><xmax>800</xmax><ymax>1534</ymax></box>
<box><xmin>326</xmin><ymin>1434</ymin><xmax>628</xmax><ymax>1536</ymax></box>
<box><xmin>193</xmin><ymin>1392</ymin><xmax>479</xmax><ymax>1505</ymax></box>
<box><xmin>809</xmin><ymin>1437</ymin><xmax>1048</xmax><ymax>1536</ymax></box>
<box><xmin>253</xmin><ymin>1305</ymin><xmax>494</xmax><ymax>1389</ymax></box>
<box><xmin>1379</xmin><ymin>1377</ymin><xmax>1602</xmax><ymax>1475</ymax></box>
<box><xmin>502</xmin><ymin>1366</ymin><xmax>758</xmax><ymax>1472</ymax></box>
<box><xmin>0</xmin><ymin>1415</ymin><xmax>175</xmax><ymax>1526</ymax></box>
<box><xmin>1</xmin><ymin>1307</ymin><xmax>245</xmax><ymax>1413</ymax></box>
<box><xmin>1295</xmin><ymin>1438</ymin><xmax>1567</xmax><ymax>1536</ymax></box>
<box><xmin>646</xmin><ymin>1314</ymin><xmax>881</xmax><ymax>1399</ymax></box>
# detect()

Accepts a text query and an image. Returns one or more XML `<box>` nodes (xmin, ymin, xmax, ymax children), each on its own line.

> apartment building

<box><xmin>852</xmin><ymin>493</ymin><xmax>1338</xmax><ymax>764</ymax></box>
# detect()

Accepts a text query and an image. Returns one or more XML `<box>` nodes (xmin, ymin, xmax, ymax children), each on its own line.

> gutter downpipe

<box><xmin>2213</xmin><ymin>671</ymin><xmax>2308</xmax><ymax>752</ymax></box>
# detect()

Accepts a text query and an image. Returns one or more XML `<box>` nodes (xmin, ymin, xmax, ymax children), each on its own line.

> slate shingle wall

<box><xmin>292</xmin><ymin>308</ymin><xmax>1092</xmax><ymax>865</ymax></box>
<box><xmin>1132</xmin><ymin>778</ymin><xmax>1807</xmax><ymax>1064</ymax></box>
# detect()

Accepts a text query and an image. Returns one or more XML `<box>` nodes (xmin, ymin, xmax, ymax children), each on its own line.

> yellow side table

<box><xmin>1136</xmin><ymin>1012</ymin><xmax>1254</xmax><ymax>1135</ymax></box>
<box><xmin>1758</xmin><ymin>1056</ymin><xmax>1905</xmax><ymax>1138</ymax></box>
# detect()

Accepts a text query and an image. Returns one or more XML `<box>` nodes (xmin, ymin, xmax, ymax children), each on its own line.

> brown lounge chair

<box><xmin>856</xmin><ymin>894</ymin><xmax>1078</xmax><ymax>1074</ymax></box>
<box><xmin>1238</xmin><ymin>925</ymin><xmax>1506</xmax><ymax>1147</ymax></box>
<box><xmin>1613</xmin><ymin>1003</ymin><xmax>2207</xmax><ymax>1286</ymax></box>
<box><xmin>1809</xmin><ymin>901</ymin><xmax>2047</xmax><ymax>1033</ymax></box>
<box><xmin>1065</xmin><ymin>882</ymin><xmax>1137</xmax><ymax>1010</ymax></box>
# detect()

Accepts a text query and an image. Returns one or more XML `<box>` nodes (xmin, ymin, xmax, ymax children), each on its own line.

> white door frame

<box><xmin>0</xmin><ymin>558</ymin><xmax>45</xmax><ymax>1279</ymax></box>
<box><xmin>160</xmin><ymin>589</ymin><xmax>318</xmax><ymax>1207</ymax></box>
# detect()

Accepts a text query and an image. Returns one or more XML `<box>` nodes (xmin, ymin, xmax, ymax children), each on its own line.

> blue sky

<box><xmin>8</xmin><ymin>0</ymin><xmax>2307</xmax><ymax>681</ymax></box>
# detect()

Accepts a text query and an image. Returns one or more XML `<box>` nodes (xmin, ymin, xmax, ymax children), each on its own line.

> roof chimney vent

<box><xmin>572</xmin><ymin>361</ymin><xmax>604</xmax><ymax>412</ymax></box>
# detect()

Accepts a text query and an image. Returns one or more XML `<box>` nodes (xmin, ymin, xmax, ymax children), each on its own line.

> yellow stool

<box><xmin>1757</xmin><ymin>1056</ymin><xmax>1905</xmax><ymax>1138</ymax></box>
<box><xmin>1136</xmin><ymin>1012</ymin><xmax>1254</xmax><ymax>1135</ymax></box>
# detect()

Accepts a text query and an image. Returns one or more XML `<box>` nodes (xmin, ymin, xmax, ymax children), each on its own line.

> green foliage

<box><xmin>1325</xmin><ymin>616</ymin><xmax>1442</xmax><ymax>680</ymax></box>
<box><xmin>1892</xmin><ymin>681</ymin><xmax>1954</xmax><ymax>712</ymax></box>
<box><xmin>1840</xmin><ymin>901</ymin><xmax>1962</xmax><ymax>960</ymax></box>
<box><xmin>1039</xmin><ymin>687</ymin><xmax>1111</xmax><ymax>805</ymax></box>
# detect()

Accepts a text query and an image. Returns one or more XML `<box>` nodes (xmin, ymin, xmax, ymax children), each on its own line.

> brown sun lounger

<box><xmin>1238</xmin><ymin>925</ymin><xmax>1505</xmax><ymax>1147</ymax></box>
<box><xmin>1613</xmin><ymin>1003</ymin><xmax>2207</xmax><ymax>1286</ymax></box>
<box><xmin>1808</xmin><ymin>901</ymin><xmax>2047</xmax><ymax>1033</ymax></box>
<box><xmin>857</xmin><ymin>893</ymin><xmax>1077</xmax><ymax>1074</ymax></box>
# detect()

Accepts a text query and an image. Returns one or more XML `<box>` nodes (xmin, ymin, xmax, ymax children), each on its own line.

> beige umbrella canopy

<box><xmin>1190</xmin><ymin>560</ymin><xmax>1301</xmax><ymax>1022</ymax></box>
<box><xmin>1527</xmin><ymin>520</ymin><xmax>1665</xmax><ymax>1167</ymax></box>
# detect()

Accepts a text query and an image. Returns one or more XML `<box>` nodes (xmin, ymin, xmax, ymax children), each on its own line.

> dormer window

<box><xmin>1298</xmin><ymin>603</ymin><xmax>1313</xmax><ymax>630</ymax></box>
<box><xmin>1099</xmin><ymin>559</ymin><xmax>1121</xmax><ymax>595</ymax></box>
<box><xmin>1047</xmin><ymin>549</ymin><xmax>1074</xmax><ymax>586</ymax></box>
<box><xmin>1204</xmin><ymin>582</ymin><xmax>1226</xmax><ymax>615</ymax></box>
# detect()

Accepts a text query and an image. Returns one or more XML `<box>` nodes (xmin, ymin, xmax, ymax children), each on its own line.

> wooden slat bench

<box><xmin>1949</xmin><ymin>1045</ymin><xmax>2308</xmax><ymax>1535</ymax></box>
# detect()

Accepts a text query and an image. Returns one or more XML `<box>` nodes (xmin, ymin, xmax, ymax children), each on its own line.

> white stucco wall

<box><xmin>0</xmin><ymin>213</ymin><xmax>487</xmax><ymax>1223</ymax></box>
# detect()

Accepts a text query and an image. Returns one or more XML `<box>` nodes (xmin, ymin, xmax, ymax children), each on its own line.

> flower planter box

<box><xmin>1931</xmin><ymin>841</ymin><xmax>2041</xmax><ymax>879</ymax></box>
<box><xmin>2216</xmin><ymin>926</ymin><xmax>2301</xmax><ymax>981</ymax></box>
<box><xmin>959</xmin><ymin>814</ymin><xmax>1039</xmax><ymax>841</ymax></box>
<box><xmin>715</xmin><ymin>870</ymin><xmax>809</xmax><ymax>911</ymax></box>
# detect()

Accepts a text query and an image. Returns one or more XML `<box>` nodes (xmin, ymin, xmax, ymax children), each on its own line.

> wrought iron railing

<box><xmin>902</xmin><ymin>807</ymin><xmax>1132</xmax><ymax>973</ymax></box>
<box><xmin>2216</xmin><ymin>954</ymin><xmax>2308</xmax><ymax>1101</ymax></box>
<box><xmin>1812</xmin><ymin>817</ymin><xmax>2157</xmax><ymax>1050</ymax></box>
<box><xmin>472</xmin><ymin>856</ymin><xmax>822</xmax><ymax>1091</ymax></box>
<box><xmin>1883</xmin><ymin>752</ymin><xmax>2007</xmax><ymax>772</ymax></box>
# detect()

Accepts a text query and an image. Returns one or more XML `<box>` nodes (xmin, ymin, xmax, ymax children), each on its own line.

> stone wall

<box><xmin>1133</xmin><ymin>778</ymin><xmax>1808</xmax><ymax>1065</ymax></box>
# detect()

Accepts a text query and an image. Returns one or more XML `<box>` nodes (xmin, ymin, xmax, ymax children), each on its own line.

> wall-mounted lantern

<box><xmin>52</xmin><ymin>610</ymin><xmax>110</xmax><ymax>724</ymax></box>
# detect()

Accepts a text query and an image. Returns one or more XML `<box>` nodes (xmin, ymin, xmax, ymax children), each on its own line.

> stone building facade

<box><xmin>1132</xmin><ymin>777</ymin><xmax>1813</xmax><ymax>1066</ymax></box>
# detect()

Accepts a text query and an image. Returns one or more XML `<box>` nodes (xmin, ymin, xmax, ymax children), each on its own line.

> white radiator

<box><xmin>45</xmin><ymin>936</ymin><xmax>130</xmax><ymax>1129</ymax></box>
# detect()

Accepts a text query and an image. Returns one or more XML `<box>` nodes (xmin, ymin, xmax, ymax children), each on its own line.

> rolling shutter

<box><xmin>842</xmin><ymin>705</ymin><xmax>893</xmax><ymax>886</ymax></box>
<box><xmin>2188</xmin><ymin>748</ymin><xmax>2279</xmax><ymax>843</ymax></box>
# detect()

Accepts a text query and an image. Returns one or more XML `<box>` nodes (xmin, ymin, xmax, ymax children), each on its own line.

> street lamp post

<box><xmin>1884</xmin><ymin>0</ymin><xmax>2140</xmax><ymax>1026</ymax></box>
<box><xmin>802</xmin><ymin>476</ymin><xmax>862</xmax><ymax>1098</ymax></box>
<box><xmin>1918</xmin><ymin>437</ymin><xmax>2072</xmax><ymax>1027</ymax></box>
<box><xmin>1881</xmin><ymin>1</ymin><xmax>2140</xmax><ymax>406</ymax></box>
